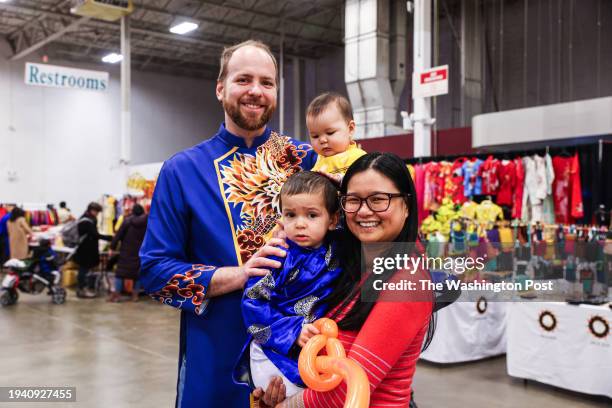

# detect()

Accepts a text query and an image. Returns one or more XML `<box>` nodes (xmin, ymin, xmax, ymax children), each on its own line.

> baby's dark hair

<box><xmin>306</xmin><ymin>92</ymin><xmax>354</xmax><ymax>124</ymax></box>
<box><xmin>280</xmin><ymin>171</ymin><xmax>339</xmax><ymax>215</ymax></box>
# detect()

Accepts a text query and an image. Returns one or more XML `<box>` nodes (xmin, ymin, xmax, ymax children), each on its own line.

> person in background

<box><xmin>73</xmin><ymin>202</ymin><xmax>112</xmax><ymax>299</ymax></box>
<box><xmin>108</xmin><ymin>204</ymin><xmax>148</xmax><ymax>302</ymax></box>
<box><xmin>0</xmin><ymin>203</ymin><xmax>16</xmax><ymax>265</ymax></box>
<box><xmin>57</xmin><ymin>201</ymin><xmax>75</xmax><ymax>224</ymax></box>
<box><xmin>32</xmin><ymin>237</ymin><xmax>61</xmax><ymax>287</ymax></box>
<box><xmin>7</xmin><ymin>207</ymin><xmax>33</xmax><ymax>260</ymax></box>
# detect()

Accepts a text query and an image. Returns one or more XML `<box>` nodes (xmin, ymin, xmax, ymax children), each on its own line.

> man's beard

<box><xmin>223</xmin><ymin>98</ymin><xmax>275</xmax><ymax>131</ymax></box>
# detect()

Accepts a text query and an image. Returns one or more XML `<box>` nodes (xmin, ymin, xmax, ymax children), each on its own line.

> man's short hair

<box><xmin>217</xmin><ymin>39</ymin><xmax>278</xmax><ymax>85</ymax></box>
<box><xmin>280</xmin><ymin>171</ymin><xmax>339</xmax><ymax>215</ymax></box>
<box><xmin>306</xmin><ymin>92</ymin><xmax>354</xmax><ymax>124</ymax></box>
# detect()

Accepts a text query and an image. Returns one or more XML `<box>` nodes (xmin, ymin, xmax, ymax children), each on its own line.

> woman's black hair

<box><xmin>132</xmin><ymin>204</ymin><xmax>145</xmax><ymax>216</ymax></box>
<box><xmin>325</xmin><ymin>152</ymin><xmax>435</xmax><ymax>348</ymax></box>
<box><xmin>9</xmin><ymin>207</ymin><xmax>26</xmax><ymax>221</ymax></box>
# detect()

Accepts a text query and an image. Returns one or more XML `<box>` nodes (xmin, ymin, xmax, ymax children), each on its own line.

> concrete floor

<box><xmin>1</xmin><ymin>291</ymin><xmax>610</xmax><ymax>408</ymax></box>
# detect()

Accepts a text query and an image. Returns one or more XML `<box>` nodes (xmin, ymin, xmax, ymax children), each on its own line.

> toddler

<box><xmin>307</xmin><ymin>92</ymin><xmax>366</xmax><ymax>175</ymax></box>
<box><xmin>236</xmin><ymin>171</ymin><xmax>342</xmax><ymax>396</ymax></box>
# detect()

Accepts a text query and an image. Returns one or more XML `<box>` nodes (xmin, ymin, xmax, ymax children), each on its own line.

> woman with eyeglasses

<box><xmin>254</xmin><ymin>152</ymin><xmax>434</xmax><ymax>408</ymax></box>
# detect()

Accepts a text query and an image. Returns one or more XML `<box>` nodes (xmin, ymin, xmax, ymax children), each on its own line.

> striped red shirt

<box><xmin>303</xmin><ymin>285</ymin><xmax>433</xmax><ymax>407</ymax></box>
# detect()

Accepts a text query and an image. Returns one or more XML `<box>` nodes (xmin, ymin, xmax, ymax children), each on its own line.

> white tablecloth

<box><xmin>507</xmin><ymin>302</ymin><xmax>612</xmax><ymax>398</ymax></box>
<box><xmin>420</xmin><ymin>299</ymin><xmax>507</xmax><ymax>363</ymax></box>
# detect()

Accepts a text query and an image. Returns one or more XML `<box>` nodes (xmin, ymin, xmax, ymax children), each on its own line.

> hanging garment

<box><xmin>445</xmin><ymin>158</ymin><xmax>467</xmax><ymax>204</ymax></box>
<box><xmin>436</xmin><ymin>161</ymin><xmax>453</xmax><ymax>203</ymax></box>
<box><xmin>552</xmin><ymin>155</ymin><xmax>572</xmax><ymax>224</ymax></box>
<box><xmin>475</xmin><ymin>200</ymin><xmax>504</xmax><ymax>224</ymax></box>
<box><xmin>541</xmin><ymin>154</ymin><xmax>556</xmax><ymax>224</ymax></box>
<box><xmin>570</xmin><ymin>153</ymin><xmax>584</xmax><ymax>220</ymax></box>
<box><xmin>450</xmin><ymin>228</ymin><xmax>466</xmax><ymax>254</ymax></box>
<box><xmin>543</xmin><ymin>226</ymin><xmax>556</xmax><ymax>260</ymax></box>
<box><xmin>512</xmin><ymin>158</ymin><xmax>525</xmax><ymax>219</ymax></box>
<box><xmin>499</xmin><ymin>226</ymin><xmax>514</xmax><ymax>252</ymax></box>
<box><xmin>461</xmin><ymin>200</ymin><xmax>479</xmax><ymax>220</ymax></box>
<box><xmin>496</xmin><ymin>160</ymin><xmax>516</xmax><ymax>206</ymax></box>
<box><xmin>522</xmin><ymin>156</ymin><xmax>544</xmax><ymax>222</ymax></box>
<box><xmin>462</xmin><ymin>158</ymin><xmax>483</xmax><ymax>198</ymax></box>
<box><xmin>407</xmin><ymin>164</ymin><xmax>415</xmax><ymax>181</ymax></box>
<box><xmin>424</xmin><ymin>162</ymin><xmax>441</xmax><ymax>211</ymax></box>
<box><xmin>555</xmin><ymin>226</ymin><xmax>566</xmax><ymax>260</ymax></box>
<box><xmin>479</xmin><ymin>156</ymin><xmax>501</xmax><ymax>195</ymax></box>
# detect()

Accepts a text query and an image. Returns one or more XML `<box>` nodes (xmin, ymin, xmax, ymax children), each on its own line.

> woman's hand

<box><xmin>242</xmin><ymin>238</ymin><xmax>288</xmax><ymax>279</ymax></box>
<box><xmin>252</xmin><ymin>377</ymin><xmax>286</xmax><ymax>407</ymax></box>
<box><xmin>297</xmin><ymin>323</ymin><xmax>320</xmax><ymax>347</ymax></box>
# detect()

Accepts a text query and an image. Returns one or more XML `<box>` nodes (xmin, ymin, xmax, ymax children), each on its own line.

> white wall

<box><xmin>0</xmin><ymin>39</ymin><xmax>220</xmax><ymax>214</ymax></box>
<box><xmin>131</xmin><ymin>70</ymin><xmax>221</xmax><ymax>164</ymax></box>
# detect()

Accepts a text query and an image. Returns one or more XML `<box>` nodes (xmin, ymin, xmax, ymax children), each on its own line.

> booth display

<box><xmin>507</xmin><ymin>301</ymin><xmax>612</xmax><ymax>398</ymax></box>
<box><xmin>420</xmin><ymin>299</ymin><xmax>507</xmax><ymax>363</ymax></box>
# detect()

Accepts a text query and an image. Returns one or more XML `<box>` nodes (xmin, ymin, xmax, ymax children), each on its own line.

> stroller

<box><xmin>1</xmin><ymin>239</ymin><xmax>67</xmax><ymax>306</ymax></box>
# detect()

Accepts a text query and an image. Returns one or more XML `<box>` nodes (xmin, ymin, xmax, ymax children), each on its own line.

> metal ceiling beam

<box><xmin>53</xmin><ymin>35</ymin><xmax>220</xmax><ymax>66</ymax></box>
<box><xmin>2</xmin><ymin>4</ymin><xmax>229</xmax><ymax>48</ymax></box>
<box><xmin>6</xmin><ymin>0</ymin><xmax>69</xmax><ymax>36</ymax></box>
<box><xmin>1</xmin><ymin>2</ymin><xmax>329</xmax><ymax>63</ymax></box>
<box><xmin>185</xmin><ymin>0</ymin><xmax>341</xmax><ymax>35</ymax></box>
<box><xmin>136</xmin><ymin>3</ymin><xmax>342</xmax><ymax>48</ymax></box>
<box><xmin>10</xmin><ymin>16</ymin><xmax>89</xmax><ymax>60</ymax></box>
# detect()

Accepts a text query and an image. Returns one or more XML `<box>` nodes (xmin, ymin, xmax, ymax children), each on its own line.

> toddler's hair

<box><xmin>306</xmin><ymin>92</ymin><xmax>354</xmax><ymax>124</ymax></box>
<box><xmin>280</xmin><ymin>171</ymin><xmax>339</xmax><ymax>215</ymax></box>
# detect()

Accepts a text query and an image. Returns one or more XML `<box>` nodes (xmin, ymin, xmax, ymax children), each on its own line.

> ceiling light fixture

<box><xmin>169</xmin><ymin>21</ymin><xmax>198</xmax><ymax>35</ymax></box>
<box><xmin>102</xmin><ymin>52</ymin><xmax>123</xmax><ymax>63</ymax></box>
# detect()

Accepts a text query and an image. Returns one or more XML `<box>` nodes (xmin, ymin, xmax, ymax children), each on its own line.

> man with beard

<box><xmin>140</xmin><ymin>40</ymin><xmax>316</xmax><ymax>407</ymax></box>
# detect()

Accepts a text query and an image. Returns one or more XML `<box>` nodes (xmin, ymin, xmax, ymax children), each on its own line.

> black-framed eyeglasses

<box><xmin>340</xmin><ymin>193</ymin><xmax>409</xmax><ymax>213</ymax></box>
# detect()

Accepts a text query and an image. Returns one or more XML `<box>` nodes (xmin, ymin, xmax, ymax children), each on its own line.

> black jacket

<box><xmin>110</xmin><ymin>214</ymin><xmax>148</xmax><ymax>280</ymax></box>
<box><xmin>73</xmin><ymin>213</ymin><xmax>112</xmax><ymax>269</ymax></box>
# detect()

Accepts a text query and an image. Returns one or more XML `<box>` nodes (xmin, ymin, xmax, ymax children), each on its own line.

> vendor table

<box><xmin>420</xmin><ymin>299</ymin><xmax>507</xmax><ymax>363</ymax></box>
<box><xmin>507</xmin><ymin>301</ymin><xmax>612</xmax><ymax>398</ymax></box>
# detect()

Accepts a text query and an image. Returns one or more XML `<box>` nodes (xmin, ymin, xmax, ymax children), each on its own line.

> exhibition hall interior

<box><xmin>0</xmin><ymin>0</ymin><xmax>611</xmax><ymax>407</ymax></box>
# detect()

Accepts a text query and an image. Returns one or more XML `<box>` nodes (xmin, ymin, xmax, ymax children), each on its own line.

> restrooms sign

<box><xmin>24</xmin><ymin>62</ymin><xmax>109</xmax><ymax>91</ymax></box>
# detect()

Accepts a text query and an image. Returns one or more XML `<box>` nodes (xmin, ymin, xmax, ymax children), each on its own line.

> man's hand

<box><xmin>252</xmin><ymin>376</ymin><xmax>286</xmax><ymax>407</ymax></box>
<box><xmin>207</xmin><ymin>238</ymin><xmax>288</xmax><ymax>298</ymax></box>
<box><xmin>242</xmin><ymin>238</ymin><xmax>288</xmax><ymax>279</ymax></box>
<box><xmin>297</xmin><ymin>323</ymin><xmax>320</xmax><ymax>347</ymax></box>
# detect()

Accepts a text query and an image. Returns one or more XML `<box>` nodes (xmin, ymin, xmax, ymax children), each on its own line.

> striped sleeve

<box><xmin>303</xmin><ymin>299</ymin><xmax>432</xmax><ymax>407</ymax></box>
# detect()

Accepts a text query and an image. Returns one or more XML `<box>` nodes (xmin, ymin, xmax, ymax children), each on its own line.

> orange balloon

<box><xmin>298</xmin><ymin>319</ymin><xmax>370</xmax><ymax>408</ymax></box>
